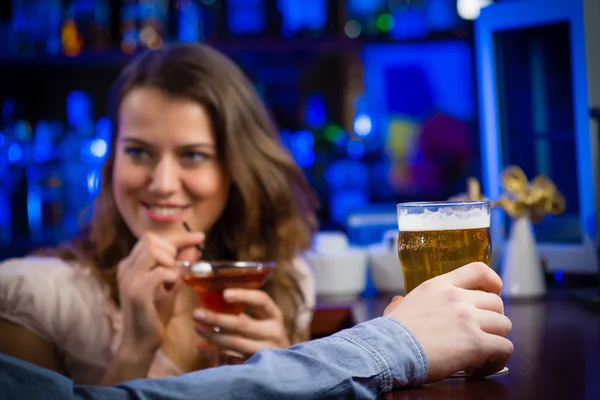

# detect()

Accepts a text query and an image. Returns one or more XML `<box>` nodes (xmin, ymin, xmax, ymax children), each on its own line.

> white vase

<box><xmin>500</xmin><ymin>215</ymin><xmax>546</xmax><ymax>298</ymax></box>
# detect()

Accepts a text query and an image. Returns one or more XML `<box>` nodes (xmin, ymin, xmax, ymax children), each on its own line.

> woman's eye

<box><xmin>125</xmin><ymin>146</ymin><xmax>150</xmax><ymax>160</ymax></box>
<box><xmin>181</xmin><ymin>152</ymin><xmax>208</xmax><ymax>163</ymax></box>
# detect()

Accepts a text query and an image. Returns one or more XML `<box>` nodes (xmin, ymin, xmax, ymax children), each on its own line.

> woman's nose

<box><xmin>148</xmin><ymin>158</ymin><xmax>181</xmax><ymax>195</ymax></box>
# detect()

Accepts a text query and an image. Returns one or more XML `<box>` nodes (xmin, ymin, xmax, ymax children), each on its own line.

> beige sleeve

<box><xmin>0</xmin><ymin>257</ymin><xmax>67</xmax><ymax>342</ymax></box>
<box><xmin>291</xmin><ymin>256</ymin><xmax>316</xmax><ymax>332</ymax></box>
<box><xmin>0</xmin><ymin>257</ymin><xmax>113</xmax><ymax>384</ymax></box>
<box><xmin>147</xmin><ymin>348</ymin><xmax>183</xmax><ymax>378</ymax></box>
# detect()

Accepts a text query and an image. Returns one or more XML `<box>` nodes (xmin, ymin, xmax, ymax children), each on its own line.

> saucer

<box><xmin>450</xmin><ymin>366</ymin><xmax>509</xmax><ymax>379</ymax></box>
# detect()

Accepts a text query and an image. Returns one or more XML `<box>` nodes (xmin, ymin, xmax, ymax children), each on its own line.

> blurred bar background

<box><xmin>0</xmin><ymin>0</ymin><xmax>598</xmax><ymax>291</ymax></box>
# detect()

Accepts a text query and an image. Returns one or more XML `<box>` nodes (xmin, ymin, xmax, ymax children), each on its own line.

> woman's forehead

<box><xmin>118</xmin><ymin>88</ymin><xmax>216</xmax><ymax>145</ymax></box>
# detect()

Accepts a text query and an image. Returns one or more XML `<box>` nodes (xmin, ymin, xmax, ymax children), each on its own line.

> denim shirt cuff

<box><xmin>336</xmin><ymin>317</ymin><xmax>428</xmax><ymax>392</ymax></box>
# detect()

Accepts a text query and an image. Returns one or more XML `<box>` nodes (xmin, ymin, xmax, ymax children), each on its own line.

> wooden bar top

<box><xmin>317</xmin><ymin>290</ymin><xmax>600</xmax><ymax>399</ymax></box>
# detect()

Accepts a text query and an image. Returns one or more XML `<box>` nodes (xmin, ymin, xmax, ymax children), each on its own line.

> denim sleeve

<box><xmin>0</xmin><ymin>317</ymin><xmax>428</xmax><ymax>400</ymax></box>
<box><xmin>0</xmin><ymin>354</ymin><xmax>75</xmax><ymax>400</ymax></box>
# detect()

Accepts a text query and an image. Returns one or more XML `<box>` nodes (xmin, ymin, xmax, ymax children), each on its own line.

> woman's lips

<box><xmin>143</xmin><ymin>204</ymin><xmax>188</xmax><ymax>223</ymax></box>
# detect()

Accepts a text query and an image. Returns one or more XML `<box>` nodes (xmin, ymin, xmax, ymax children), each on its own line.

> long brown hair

<box><xmin>54</xmin><ymin>43</ymin><xmax>319</xmax><ymax>338</ymax></box>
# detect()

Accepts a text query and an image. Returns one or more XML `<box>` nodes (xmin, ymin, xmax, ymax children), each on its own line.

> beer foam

<box><xmin>397</xmin><ymin>208</ymin><xmax>490</xmax><ymax>232</ymax></box>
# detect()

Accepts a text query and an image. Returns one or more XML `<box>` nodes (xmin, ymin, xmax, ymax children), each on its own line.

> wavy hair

<box><xmin>53</xmin><ymin>43</ymin><xmax>319</xmax><ymax>339</ymax></box>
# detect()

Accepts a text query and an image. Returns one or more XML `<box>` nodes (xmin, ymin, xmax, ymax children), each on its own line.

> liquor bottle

<box><xmin>62</xmin><ymin>0</ymin><xmax>112</xmax><ymax>55</ymax></box>
<box><xmin>0</xmin><ymin>105</ymin><xmax>11</xmax><ymax>244</ymax></box>
<box><xmin>11</xmin><ymin>0</ymin><xmax>61</xmax><ymax>56</ymax></box>
<box><xmin>121</xmin><ymin>0</ymin><xmax>168</xmax><ymax>52</ymax></box>
<box><xmin>28</xmin><ymin>119</ymin><xmax>66</xmax><ymax>243</ymax></box>
<box><xmin>59</xmin><ymin>91</ymin><xmax>96</xmax><ymax>238</ymax></box>
<box><xmin>177</xmin><ymin>0</ymin><xmax>205</xmax><ymax>43</ymax></box>
<box><xmin>12</xmin><ymin>119</ymin><xmax>34</xmax><ymax>243</ymax></box>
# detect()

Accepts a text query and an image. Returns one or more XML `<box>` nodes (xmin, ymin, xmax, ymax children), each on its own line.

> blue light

<box><xmin>8</xmin><ymin>143</ymin><xmax>22</xmax><ymax>163</ymax></box>
<box><xmin>90</xmin><ymin>139</ymin><xmax>108</xmax><ymax>158</ymax></box>
<box><xmin>362</xmin><ymin>41</ymin><xmax>476</xmax><ymax>143</ymax></box>
<box><xmin>346</xmin><ymin>0</ymin><xmax>386</xmax><ymax>18</ymax></box>
<box><xmin>96</xmin><ymin>117</ymin><xmax>112</xmax><ymax>142</ymax></box>
<box><xmin>27</xmin><ymin>190</ymin><xmax>42</xmax><ymax>234</ymax></box>
<box><xmin>227</xmin><ymin>0</ymin><xmax>266</xmax><ymax>35</ymax></box>
<box><xmin>390</xmin><ymin>7</ymin><xmax>429</xmax><ymax>40</ymax></box>
<box><xmin>304</xmin><ymin>0</ymin><xmax>327</xmax><ymax>30</ymax></box>
<box><xmin>0</xmin><ymin>132</ymin><xmax>4</xmax><ymax>147</ymax></box>
<box><xmin>279</xmin><ymin>129</ymin><xmax>293</xmax><ymax>150</ymax></box>
<box><xmin>67</xmin><ymin>91</ymin><xmax>92</xmax><ymax>128</ymax></box>
<box><xmin>291</xmin><ymin>130</ymin><xmax>315</xmax><ymax>167</ymax></box>
<box><xmin>14</xmin><ymin>121</ymin><xmax>31</xmax><ymax>141</ymax></box>
<box><xmin>34</xmin><ymin>121</ymin><xmax>53</xmax><ymax>163</ymax></box>
<box><xmin>81</xmin><ymin>138</ymin><xmax>108</xmax><ymax>163</ymax></box>
<box><xmin>178</xmin><ymin>0</ymin><xmax>202</xmax><ymax>42</ymax></box>
<box><xmin>278</xmin><ymin>0</ymin><xmax>326</xmax><ymax>33</ymax></box>
<box><xmin>328</xmin><ymin>190</ymin><xmax>369</xmax><ymax>227</ymax></box>
<box><xmin>353</xmin><ymin>114</ymin><xmax>372</xmax><ymax>137</ymax></box>
<box><xmin>325</xmin><ymin>159</ymin><xmax>369</xmax><ymax>188</ymax></box>
<box><xmin>554</xmin><ymin>269</ymin><xmax>564</xmax><ymax>281</ymax></box>
<box><xmin>87</xmin><ymin>169</ymin><xmax>101</xmax><ymax>195</ymax></box>
<box><xmin>347</xmin><ymin>140</ymin><xmax>365</xmax><ymax>159</ymax></box>
<box><xmin>427</xmin><ymin>0</ymin><xmax>461</xmax><ymax>31</ymax></box>
<box><xmin>278</xmin><ymin>0</ymin><xmax>302</xmax><ymax>34</ymax></box>
<box><xmin>306</xmin><ymin>94</ymin><xmax>326</xmax><ymax>128</ymax></box>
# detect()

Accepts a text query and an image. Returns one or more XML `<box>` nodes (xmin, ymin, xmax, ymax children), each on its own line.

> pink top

<box><xmin>0</xmin><ymin>256</ymin><xmax>315</xmax><ymax>385</ymax></box>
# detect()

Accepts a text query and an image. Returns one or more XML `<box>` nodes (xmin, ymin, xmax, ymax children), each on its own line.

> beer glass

<box><xmin>397</xmin><ymin>201</ymin><xmax>491</xmax><ymax>294</ymax></box>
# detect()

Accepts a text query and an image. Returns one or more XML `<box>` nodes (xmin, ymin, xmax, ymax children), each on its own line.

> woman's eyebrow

<box><xmin>120</xmin><ymin>137</ymin><xmax>215</xmax><ymax>151</ymax></box>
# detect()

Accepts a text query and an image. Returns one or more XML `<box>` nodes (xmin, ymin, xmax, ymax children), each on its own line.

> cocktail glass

<box><xmin>177</xmin><ymin>260</ymin><xmax>275</xmax><ymax>365</ymax></box>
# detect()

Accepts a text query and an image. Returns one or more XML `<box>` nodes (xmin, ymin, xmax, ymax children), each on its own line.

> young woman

<box><xmin>0</xmin><ymin>43</ymin><xmax>318</xmax><ymax>385</ymax></box>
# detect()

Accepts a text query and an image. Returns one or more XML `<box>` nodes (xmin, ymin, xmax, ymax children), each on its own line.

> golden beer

<box><xmin>397</xmin><ymin>201</ymin><xmax>491</xmax><ymax>294</ymax></box>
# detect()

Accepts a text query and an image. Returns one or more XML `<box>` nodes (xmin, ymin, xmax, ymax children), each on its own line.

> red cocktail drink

<box><xmin>179</xmin><ymin>261</ymin><xmax>274</xmax><ymax>314</ymax></box>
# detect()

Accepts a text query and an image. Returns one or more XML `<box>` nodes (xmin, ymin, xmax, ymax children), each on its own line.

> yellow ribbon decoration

<box><xmin>466</xmin><ymin>165</ymin><xmax>566</xmax><ymax>223</ymax></box>
<box><xmin>467</xmin><ymin>177</ymin><xmax>486</xmax><ymax>201</ymax></box>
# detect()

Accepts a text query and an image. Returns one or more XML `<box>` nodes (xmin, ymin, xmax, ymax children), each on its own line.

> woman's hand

<box><xmin>192</xmin><ymin>289</ymin><xmax>290</xmax><ymax>358</ymax></box>
<box><xmin>101</xmin><ymin>230</ymin><xmax>204</xmax><ymax>385</ymax></box>
<box><xmin>116</xmin><ymin>231</ymin><xmax>204</xmax><ymax>352</ymax></box>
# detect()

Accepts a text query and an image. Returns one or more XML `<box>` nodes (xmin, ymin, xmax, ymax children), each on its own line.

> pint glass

<box><xmin>397</xmin><ymin>201</ymin><xmax>491</xmax><ymax>294</ymax></box>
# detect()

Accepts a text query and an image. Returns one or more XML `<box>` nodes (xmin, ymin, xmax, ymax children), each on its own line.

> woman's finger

<box><xmin>117</xmin><ymin>242</ymin><xmax>144</xmax><ymax>283</ymax></box>
<box><xmin>155</xmin><ymin>273</ymin><xmax>182</xmax><ymax>299</ymax></box>
<box><xmin>177</xmin><ymin>245</ymin><xmax>202</xmax><ymax>263</ymax></box>
<box><xmin>161</xmin><ymin>231</ymin><xmax>206</xmax><ymax>251</ymax></box>
<box><xmin>140</xmin><ymin>267</ymin><xmax>179</xmax><ymax>294</ymax></box>
<box><xmin>223</xmin><ymin>289</ymin><xmax>282</xmax><ymax>321</ymax></box>
<box><xmin>123</xmin><ymin>231</ymin><xmax>204</xmax><ymax>272</ymax></box>
<box><xmin>192</xmin><ymin>309</ymin><xmax>268</xmax><ymax>339</ymax></box>
<box><xmin>131</xmin><ymin>233</ymin><xmax>173</xmax><ymax>264</ymax></box>
<box><xmin>194</xmin><ymin>323</ymin><xmax>264</xmax><ymax>356</ymax></box>
<box><xmin>140</xmin><ymin>248</ymin><xmax>177</xmax><ymax>274</ymax></box>
<box><xmin>119</xmin><ymin>234</ymin><xmax>177</xmax><ymax>282</ymax></box>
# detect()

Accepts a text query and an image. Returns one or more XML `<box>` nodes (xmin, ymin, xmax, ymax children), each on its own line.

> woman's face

<box><xmin>113</xmin><ymin>87</ymin><xmax>230</xmax><ymax>238</ymax></box>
